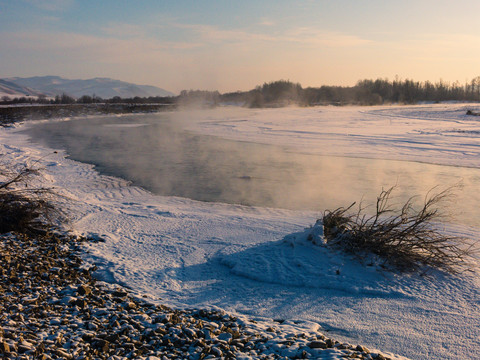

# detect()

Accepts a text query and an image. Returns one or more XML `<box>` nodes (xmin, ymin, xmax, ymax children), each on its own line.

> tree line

<box><xmin>2</xmin><ymin>77</ymin><xmax>480</xmax><ymax>107</ymax></box>
<box><xmin>0</xmin><ymin>93</ymin><xmax>175</xmax><ymax>106</ymax></box>
<box><xmin>176</xmin><ymin>77</ymin><xmax>480</xmax><ymax>107</ymax></box>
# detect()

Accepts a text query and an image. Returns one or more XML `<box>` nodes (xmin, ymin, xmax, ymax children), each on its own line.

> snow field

<box><xmin>1</xmin><ymin>104</ymin><xmax>479</xmax><ymax>359</ymax></box>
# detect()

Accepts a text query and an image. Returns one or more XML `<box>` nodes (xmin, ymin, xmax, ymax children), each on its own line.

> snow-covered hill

<box><xmin>1</xmin><ymin>76</ymin><xmax>174</xmax><ymax>99</ymax></box>
<box><xmin>0</xmin><ymin>79</ymin><xmax>43</xmax><ymax>98</ymax></box>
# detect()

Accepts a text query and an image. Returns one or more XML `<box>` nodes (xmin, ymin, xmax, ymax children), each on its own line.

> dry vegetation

<box><xmin>0</xmin><ymin>159</ymin><xmax>59</xmax><ymax>234</ymax></box>
<box><xmin>322</xmin><ymin>186</ymin><xmax>478</xmax><ymax>274</ymax></box>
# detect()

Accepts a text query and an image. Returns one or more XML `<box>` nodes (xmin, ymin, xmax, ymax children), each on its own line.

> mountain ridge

<box><xmin>0</xmin><ymin>76</ymin><xmax>175</xmax><ymax>99</ymax></box>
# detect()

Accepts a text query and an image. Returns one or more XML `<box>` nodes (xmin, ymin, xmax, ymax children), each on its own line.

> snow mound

<box><xmin>220</xmin><ymin>223</ymin><xmax>408</xmax><ymax>297</ymax></box>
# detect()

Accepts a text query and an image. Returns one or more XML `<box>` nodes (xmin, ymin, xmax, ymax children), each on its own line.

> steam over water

<box><xmin>23</xmin><ymin>112</ymin><xmax>480</xmax><ymax>227</ymax></box>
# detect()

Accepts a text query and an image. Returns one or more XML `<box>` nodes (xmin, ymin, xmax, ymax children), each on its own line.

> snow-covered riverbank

<box><xmin>1</xmin><ymin>104</ymin><xmax>479</xmax><ymax>359</ymax></box>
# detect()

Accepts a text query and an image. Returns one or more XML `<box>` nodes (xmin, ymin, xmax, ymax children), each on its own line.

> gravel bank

<box><xmin>0</xmin><ymin>231</ymin><xmax>398</xmax><ymax>359</ymax></box>
<box><xmin>0</xmin><ymin>104</ymin><xmax>175</xmax><ymax>125</ymax></box>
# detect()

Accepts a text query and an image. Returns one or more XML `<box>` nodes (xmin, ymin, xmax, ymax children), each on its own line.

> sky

<box><xmin>1</xmin><ymin>0</ymin><xmax>480</xmax><ymax>94</ymax></box>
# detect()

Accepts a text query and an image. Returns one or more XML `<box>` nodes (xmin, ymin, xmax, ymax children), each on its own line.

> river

<box><xmin>22</xmin><ymin>112</ymin><xmax>480</xmax><ymax>228</ymax></box>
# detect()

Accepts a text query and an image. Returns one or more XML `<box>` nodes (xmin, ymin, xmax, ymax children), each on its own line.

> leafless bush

<box><xmin>0</xmin><ymin>159</ymin><xmax>58</xmax><ymax>234</ymax></box>
<box><xmin>322</xmin><ymin>186</ymin><xmax>478</xmax><ymax>274</ymax></box>
<box><xmin>466</xmin><ymin>110</ymin><xmax>480</xmax><ymax>116</ymax></box>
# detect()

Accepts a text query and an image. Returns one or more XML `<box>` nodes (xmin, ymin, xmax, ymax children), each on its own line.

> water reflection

<box><xmin>22</xmin><ymin>114</ymin><xmax>480</xmax><ymax>227</ymax></box>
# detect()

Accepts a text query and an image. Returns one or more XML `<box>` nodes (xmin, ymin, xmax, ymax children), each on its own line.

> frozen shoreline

<box><xmin>1</xmin><ymin>104</ymin><xmax>479</xmax><ymax>359</ymax></box>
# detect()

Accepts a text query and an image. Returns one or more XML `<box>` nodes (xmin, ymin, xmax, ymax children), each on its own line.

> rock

<box><xmin>125</xmin><ymin>301</ymin><xmax>137</xmax><ymax>310</ymax></box>
<box><xmin>183</xmin><ymin>328</ymin><xmax>196</xmax><ymax>338</ymax></box>
<box><xmin>211</xmin><ymin>346</ymin><xmax>223</xmax><ymax>357</ymax></box>
<box><xmin>55</xmin><ymin>349</ymin><xmax>73</xmax><ymax>359</ymax></box>
<box><xmin>217</xmin><ymin>332</ymin><xmax>233</xmax><ymax>342</ymax></box>
<box><xmin>93</xmin><ymin>338</ymin><xmax>110</xmax><ymax>353</ymax></box>
<box><xmin>17</xmin><ymin>343</ymin><xmax>33</xmax><ymax>354</ymax></box>
<box><xmin>308</xmin><ymin>340</ymin><xmax>327</xmax><ymax>349</ymax></box>
<box><xmin>104</xmin><ymin>333</ymin><xmax>120</xmax><ymax>343</ymax></box>
<box><xmin>0</xmin><ymin>341</ymin><xmax>10</xmax><ymax>353</ymax></box>
<box><xmin>112</xmin><ymin>289</ymin><xmax>128</xmax><ymax>298</ymax></box>
<box><xmin>356</xmin><ymin>344</ymin><xmax>370</xmax><ymax>353</ymax></box>
<box><xmin>77</xmin><ymin>284</ymin><xmax>91</xmax><ymax>296</ymax></box>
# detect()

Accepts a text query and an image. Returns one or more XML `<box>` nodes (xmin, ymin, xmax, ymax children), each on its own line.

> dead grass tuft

<box><xmin>0</xmin><ymin>159</ymin><xmax>59</xmax><ymax>234</ymax></box>
<box><xmin>322</xmin><ymin>186</ymin><xmax>478</xmax><ymax>274</ymax></box>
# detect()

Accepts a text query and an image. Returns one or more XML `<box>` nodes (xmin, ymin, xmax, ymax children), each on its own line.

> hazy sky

<box><xmin>1</xmin><ymin>0</ymin><xmax>480</xmax><ymax>93</ymax></box>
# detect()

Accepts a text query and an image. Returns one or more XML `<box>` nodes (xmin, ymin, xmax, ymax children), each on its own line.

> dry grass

<box><xmin>0</xmin><ymin>160</ymin><xmax>58</xmax><ymax>234</ymax></box>
<box><xmin>322</xmin><ymin>186</ymin><xmax>478</xmax><ymax>274</ymax></box>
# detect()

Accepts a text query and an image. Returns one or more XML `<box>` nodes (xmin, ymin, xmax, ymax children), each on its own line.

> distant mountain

<box><xmin>1</xmin><ymin>76</ymin><xmax>175</xmax><ymax>99</ymax></box>
<box><xmin>0</xmin><ymin>79</ymin><xmax>43</xmax><ymax>98</ymax></box>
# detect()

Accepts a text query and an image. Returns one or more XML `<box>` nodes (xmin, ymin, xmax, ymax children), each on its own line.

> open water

<box><xmin>22</xmin><ymin>113</ymin><xmax>480</xmax><ymax>228</ymax></box>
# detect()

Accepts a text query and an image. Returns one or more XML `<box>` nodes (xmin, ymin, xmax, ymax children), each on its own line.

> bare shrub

<box><xmin>0</xmin><ymin>158</ymin><xmax>58</xmax><ymax>234</ymax></box>
<box><xmin>466</xmin><ymin>110</ymin><xmax>480</xmax><ymax>116</ymax></box>
<box><xmin>322</xmin><ymin>186</ymin><xmax>478</xmax><ymax>274</ymax></box>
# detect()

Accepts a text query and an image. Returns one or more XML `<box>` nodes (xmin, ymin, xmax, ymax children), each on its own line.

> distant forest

<box><xmin>2</xmin><ymin>77</ymin><xmax>480</xmax><ymax>107</ymax></box>
<box><xmin>218</xmin><ymin>77</ymin><xmax>480</xmax><ymax>107</ymax></box>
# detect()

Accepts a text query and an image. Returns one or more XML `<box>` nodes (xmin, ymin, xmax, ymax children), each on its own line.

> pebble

<box><xmin>308</xmin><ymin>340</ymin><xmax>327</xmax><ymax>349</ymax></box>
<box><xmin>0</xmin><ymin>231</ymin><xmax>396</xmax><ymax>360</ymax></box>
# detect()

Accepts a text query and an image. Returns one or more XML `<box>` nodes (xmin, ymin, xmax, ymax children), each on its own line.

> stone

<box><xmin>77</xmin><ymin>284</ymin><xmax>91</xmax><ymax>296</ymax></box>
<box><xmin>94</xmin><ymin>339</ymin><xmax>110</xmax><ymax>353</ymax></box>
<box><xmin>308</xmin><ymin>340</ymin><xmax>327</xmax><ymax>349</ymax></box>
<box><xmin>183</xmin><ymin>328</ymin><xmax>196</xmax><ymax>338</ymax></box>
<box><xmin>55</xmin><ymin>349</ymin><xmax>73</xmax><ymax>359</ymax></box>
<box><xmin>325</xmin><ymin>338</ymin><xmax>335</xmax><ymax>348</ymax></box>
<box><xmin>211</xmin><ymin>346</ymin><xmax>223</xmax><ymax>357</ymax></box>
<box><xmin>0</xmin><ymin>341</ymin><xmax>10</xmax><ymax>353</ymax></box>
<box><xmin>356</xmin><ymin>344</ymin><xmax>370</xmax><ymax>353</ymax></box>
<box><xmin>217</xmin><ymin>332</ymin><xmax>233</xmax><ymax>342</ymax></box>
<box><xmin>112</xmin><ymin>290</ymin><xmax>128</xmax><ymax>298</ymax></box>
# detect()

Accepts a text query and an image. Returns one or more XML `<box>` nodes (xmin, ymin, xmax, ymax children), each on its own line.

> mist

<box><xmin>21</xmin><ymin>109</ymin><xmax>480</xmax><ymax>227</ymax></box>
